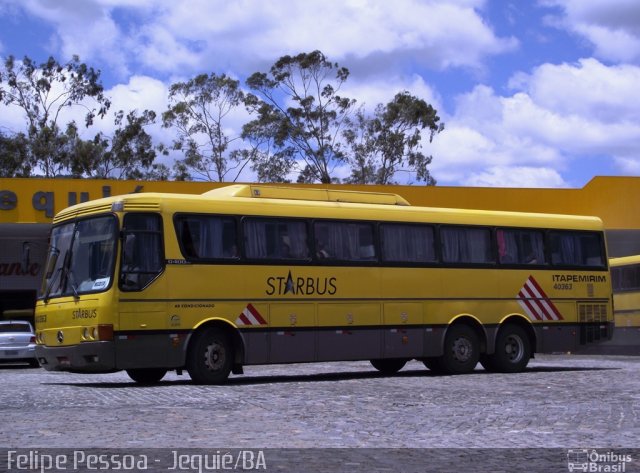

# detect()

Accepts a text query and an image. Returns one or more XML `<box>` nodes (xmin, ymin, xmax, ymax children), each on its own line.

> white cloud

<box><xmin>9</xmin><ymin>0</ymin><xmax>133</xmax><ymax>76</ymax></box>
<box><xmin>508</xmin><ymin>58</ymin><xmax>640</xmax><ymax>122</ymax></box>
<box><xmin>429</xmin><ymin>57</ymin><xmax>640</xmax><ymax>186</ymax></box>
<box><xmin>542</xmin><ymin>0</ymin><xmax>640</xmax><ymax>63</ymax></box>
<box><xmin>463</xmin><ymin>166</ymin><xmax>569</xmax><ymax>188</ymax></box>
<box><xmin>344</xmin><ymin>74</ymin><xmax>444</xmax><ymax>112</ymax></box>
<box><xmin>7</xmin><ymin>0</ymin><xmax>517</xmax><ymax>78</ymax></box>
<box><xmin>91</xmin><ymin>75</ymin><xmax>169</xmax><ymax>138</ymax></box>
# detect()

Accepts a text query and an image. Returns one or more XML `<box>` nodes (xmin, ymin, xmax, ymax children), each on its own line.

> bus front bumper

<box><xmin>35</xmin><ymin>342</ymin><xmax>117</xmax><ymax>373</ymax></box>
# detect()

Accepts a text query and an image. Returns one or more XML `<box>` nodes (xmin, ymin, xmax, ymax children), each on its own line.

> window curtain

<box><xmin>245</xmin><ymin>220</ymin><xmax>268</xmax><ymax>258</ymax></box>
<box><xmin>559</xmin><ymin>235</ymin><xmax>580</xmax><ymax>265</ymax></box>
<box><xmin>319</xmin><ymin>222</ymin><xmax>367</xmax><ymax>261</ymax></box>
<box><xmin>286</xmin><ymin>222</ymin><xmax>308</xmax><ymax>258</ymax></box>
<box><xmin>200</xmin><ymin>218</ymin><xmax>224</xmax><ymax>258</ymax></box>
<box><xmin>382</xmin><ymin>225</ymin><xmax>434</xmax><ymax>262</ymax></box>
<box><xmin>442</xmin><ymin>227</ymin><xmax>490</xmax><ymax>263</ymax></box>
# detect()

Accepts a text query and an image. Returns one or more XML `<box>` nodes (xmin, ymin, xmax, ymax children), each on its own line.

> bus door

<box><xmin>116</xmin><ymin>213</ymin><xmax>170</xmax><ymax>368</ymax></box>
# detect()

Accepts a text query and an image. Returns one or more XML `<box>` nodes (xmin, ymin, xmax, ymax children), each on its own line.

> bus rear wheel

<box><xmin>437</xmin><ymin>324</ymin><xmax>480</xmax><ymax>375</ymax></box>
<box><xmin>126</xmin><ymin>368</ymin><xmax>167</xmax><ymax>384</ymax></box>
<box><xmin>370</xmin><ymin>358</ymin><xmax>407</xmax><ymax>375</ymax></box>
<box><xmin>187</xmin><ymin>328</ymin><xmax>233</xmax><ymax>384</ymax></box>
<box><xmin>483</xmin><ymin>324</ymin><xmax>531</xmax><ymax>373</ymax></box>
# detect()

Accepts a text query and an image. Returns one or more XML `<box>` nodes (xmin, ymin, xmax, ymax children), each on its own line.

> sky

<box><xmin>0</xmin><ymin>0</ymin><xmax>639</xmax><ymax>188</ymax></box>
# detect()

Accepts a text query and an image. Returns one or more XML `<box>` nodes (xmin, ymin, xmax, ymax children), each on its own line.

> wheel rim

<box><xmin>503</xmin><ymin>334</ymin><xmax>525</xmax><ymax>363</ymax></box>
<box><xmin>452</xmin><ymin>336</ymin><xmax>474</xmax><ymax>363</ymax></box>
<box><xmin>204</xmin><ymin>340</ymin><xmax>226</xmax><ymax>372</ymax></box>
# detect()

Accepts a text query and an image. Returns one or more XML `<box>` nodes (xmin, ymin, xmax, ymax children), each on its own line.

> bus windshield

<box><xmin>41</xmin><ymin>215</ymin><xmax>118</xmax><ymax>300</ymax></box>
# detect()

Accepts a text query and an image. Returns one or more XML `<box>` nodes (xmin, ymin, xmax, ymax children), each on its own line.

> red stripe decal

<box><xmin>246</xmin><ymin>303</ymin><xmax>267</xmax><ymax>324</ymax></box>
<box><xmin>518</xmin><ymin>289</ymin><xmax>543</xmax><ymax>320</ymax></box>
<box><xmin>526</xmin><ymin>276</ymin><xmax>563</xmax><ymax>320</ymax></box>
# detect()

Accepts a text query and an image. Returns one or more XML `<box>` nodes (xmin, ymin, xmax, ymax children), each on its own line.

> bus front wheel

<box><xmin>483</xmin><ymin>324</ymin><xmax>531</xmax><ymax>373</ymax></box>
<box><xmin>437</xmin><ymin>324</ymin><xmax>480</xmax><ymax>375</ymax></box>
<box><xmin>187</xmin><ymin>328</ymin><xmax>233</xmax><ymax>384</ymax></box>
<box><xmin>126</xmin><ymin>368</ymin><xmax>167</xmax><ymax>384</ymax></box>
<box><xmin>370</xmin><ymin>358</ymin><xmax>407</xmax><ymax>375</ymax></box>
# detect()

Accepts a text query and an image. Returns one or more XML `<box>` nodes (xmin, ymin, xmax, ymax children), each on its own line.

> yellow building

<box><xmin>1</xmin><ymin>175</ymin><xmax>639</xmax><ymax>321</ymax></box>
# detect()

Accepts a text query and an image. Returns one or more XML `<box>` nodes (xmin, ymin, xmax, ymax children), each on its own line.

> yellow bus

<box><xmin>610</xmin><ymin>255</ymin><xmax>640</xmax><ymax>345</ymax></box>
<box><xmin>34</xmin><ymin>185</ymin><xmax>613</xmax><ymax>384</ymax></box>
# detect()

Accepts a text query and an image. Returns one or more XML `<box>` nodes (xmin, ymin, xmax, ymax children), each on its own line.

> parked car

<box><xmin>0</xmin><ymin>320</ymin><xmax>39</xmax><ymax>367</ymax></box>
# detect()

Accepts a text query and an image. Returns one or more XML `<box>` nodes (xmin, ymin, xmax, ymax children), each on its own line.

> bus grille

<box><xmin>577</xmin><ymin>303</ymin><xmax>609</xmax><ymax>344</ymax></box>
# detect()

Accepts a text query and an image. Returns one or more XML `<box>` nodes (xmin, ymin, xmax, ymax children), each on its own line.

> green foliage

<box><xmin>0</xmin><ymin>131</ymin><xmax>30</xmax><ymax>177</ymax></box>
<box><xmin>70</xmin><ymin>109</ymin><xmax>161</xmax><ymax>179</ymax></box>
<box><xmin>162</xmin><ymin>73</ymin><xmax>247</xmax><ymax>181</ymax></box>
<box><xmin>0</xmin><ymin>51</ymin><xmax>443</xmax><ymax>185</ymax></box>
<box><xmin>343</xmin><ymin>91</ymin><xmax>444</xmax><ymax>185</ymax></box>
<box><xmin>244</xmin><ymin>51</ymin><xmax>355</xmax><ymax>184</ymax></box>
<box><xmin>0</xmin><ymin>55</ymin><xmax>111</xmax><ymax>177</ymax></box>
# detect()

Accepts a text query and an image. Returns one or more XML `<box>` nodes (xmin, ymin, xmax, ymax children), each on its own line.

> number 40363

<box><xmin>553</xmin><ymin>283</ymin><xmax>573</xmax><ymax>290</ymax></box>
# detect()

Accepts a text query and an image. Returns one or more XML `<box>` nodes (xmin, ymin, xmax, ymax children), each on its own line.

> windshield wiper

<box><xmin>43</xmin><ymin>263</ymin><xmax>64</xmax><ymax>303</ymax></box>
<box><xmin>66</xmin><ymin>266</ymin><xmax>80</xmax><ymax>299</ymax></box>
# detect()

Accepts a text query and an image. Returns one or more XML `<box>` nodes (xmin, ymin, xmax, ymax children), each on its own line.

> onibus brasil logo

<box><xmin>567</xmin><ymin>449</ymin><xmax>632</xmax><ymax>472</ymax></box>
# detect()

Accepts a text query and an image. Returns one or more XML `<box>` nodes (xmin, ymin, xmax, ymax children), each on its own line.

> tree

<box><xmin>344</xmin><ymin>91</ymin><xmax>443</xmax><ymax>185</ymax></box>
<box><xmin>0</xmin><ymin>131</ymin><xmax>30</xmax><ymax>177</ymax></box>
<box><xmin>162</xmin><ymin>73</ymin><xmax>248</xmax><ymax>182</ymax></box>
<box><xmin>244</xmin><ymin>50</ymin><xmax>356</xmax><ymax>184</ymax></box>
<box><xmin>70</xmin><ymin>110</ymin><xmax>161</xmax><ymax>179</ymax></box>
<box><xmin>0</xmin><ymin>55</ymin><xmax>111</xmax><ymax>177</ymax></box>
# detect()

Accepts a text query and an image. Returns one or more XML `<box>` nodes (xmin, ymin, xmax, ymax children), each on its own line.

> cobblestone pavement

<box><xmin>1</xmin><ymin>354</ymin><xmax>639</xmax><ymax>471</ymax></box>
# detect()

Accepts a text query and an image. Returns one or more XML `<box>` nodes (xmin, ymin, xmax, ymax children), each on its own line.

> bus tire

<box><xmin>488</xmin><ymin>324</ymin><xmax>531</xmax><ymax>373</ymax></box>
<box><xmin>438</xmin><ymin>324</ymin><xmax>480</xmax><ymax>374</ymax></box>
<box><xmin>126</xmin><ymin>368</ymin><xmax>167</xmax><ymax>384</ymax></box>
<box><xmin>370</xmin><ymin>358</ymin><xmax>407</xmax><ymax>375</ymax></box>
<box><xmin>187</xmin><ymin>327</ymin><xmax>233</xmax><ymax>384</ymax></box>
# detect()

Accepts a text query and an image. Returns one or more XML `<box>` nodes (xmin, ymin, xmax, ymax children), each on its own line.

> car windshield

<box><xmin>41</xmin><ymin>215</ymin><xmax>118</xmax><ymax>300</ymax></box>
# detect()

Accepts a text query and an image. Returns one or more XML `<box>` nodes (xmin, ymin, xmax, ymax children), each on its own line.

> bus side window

<box><xmin>380</xmin><ymin>223</ymin><xmax>435</xmax><ymax>263</ymax></box>
<box><xmin>119</xmin><ymin>213</ymin><xmax>164</xmax><ymax>291</ymax></box>
<box><xmin>244</xmin><ymin>218</ymin><xmax>309</xmax><ymax>261</ymax></box>
<box><xmin>175</xmin><ymin>215</ymin><xmax>237</xmax><ymax>260</ymax></box>
<box><xmin>497</xmin><ymin>228</ymin><xmax>545</xmax><ymax>265</ymax></box>
<box><xmin>549</xmin><ymin>231</ymin><xmax>605</xmax><ymax>268</ymax></box>
<box><xmin>313</xmin><ymin>221</ymin><xmax>376</xmax><ymax>262</ymax></box>
<box><xmin>441</xmin><ymin>226</ymin><xmax>493</xmax><ymax>264</ymax></box>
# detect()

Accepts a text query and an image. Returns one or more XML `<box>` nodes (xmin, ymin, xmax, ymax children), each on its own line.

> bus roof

<box><xmin>53</xmin><ymin>184</ymin><xmax>604</xmax><ymax>231</ymax></box>
<box><xmin>202</xmin><ymin>184</ymin><xmax>412</xmax><ymax>206</ymax></box>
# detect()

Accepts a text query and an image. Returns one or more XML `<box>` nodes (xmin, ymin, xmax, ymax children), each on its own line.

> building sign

<box><xmin>0</xmin><ymin>179</ymin><xmax>218</xmax><ymax>223</ymax></box>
